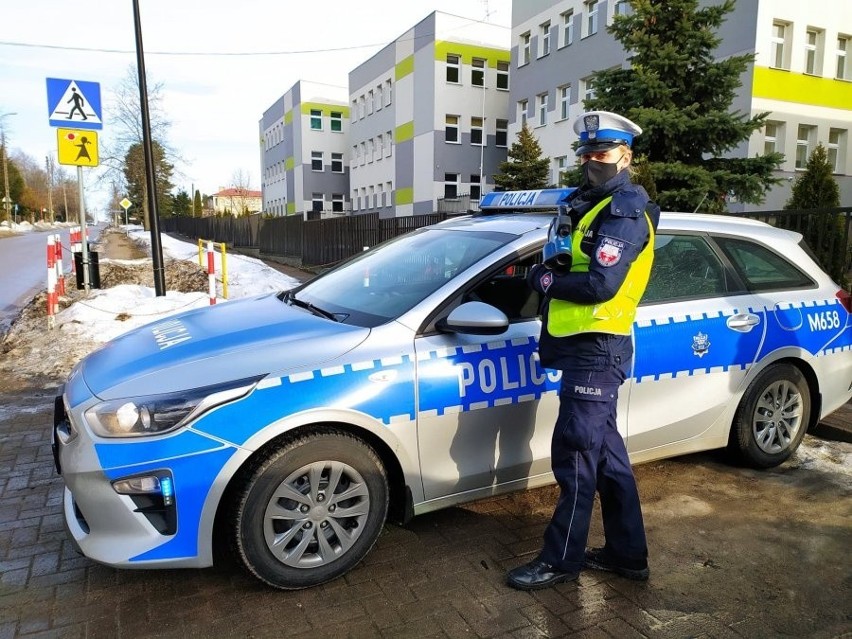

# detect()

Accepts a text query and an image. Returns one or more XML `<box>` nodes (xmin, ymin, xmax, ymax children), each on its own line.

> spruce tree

<box><xmin>193</xmin><ymin>189</ymin><xmax>203</xmax><ymax>217</ymax></box>
<box><xmin>585</xmin><ymin>0</ymin><xmax>782</xmax><ymax>213</ymax></box>
<box><xmin>493</xmin><ymin>122</ymin><xmax>550</xmax><ymax>191</ymax></box>
<box><xmin>783</xmin><ymin>144</ymin><xmax>846</xmax><ymax>284</ymax></box>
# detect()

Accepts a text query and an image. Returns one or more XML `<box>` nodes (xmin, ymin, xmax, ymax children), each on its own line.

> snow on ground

<box><xmin>0</xmin><ymin>219</ymin><xmax>75</xmax><ymax>234</ymax></box>
<box><xmin>0</xmin><ymin>226</ymin><xmax>300</xmax><ymax>381</ymax></box>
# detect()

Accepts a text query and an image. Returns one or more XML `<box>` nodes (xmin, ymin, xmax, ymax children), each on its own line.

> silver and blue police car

<box><xmin>53</xmin><ymin>189</ymin><xmax>852</xmax><ymax>589</ymax></box>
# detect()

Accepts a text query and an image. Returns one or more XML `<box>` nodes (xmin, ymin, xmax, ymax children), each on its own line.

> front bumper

<box><xmin>52</xmin><ymin>380</ymin><xmax>240</xmax><ymax>569</ymax></box>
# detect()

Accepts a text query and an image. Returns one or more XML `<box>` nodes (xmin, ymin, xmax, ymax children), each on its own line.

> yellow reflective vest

<box><xmin>547</xmin><ymin>196</ymin><xmax>655</xmax><ymax>337</ymax></box>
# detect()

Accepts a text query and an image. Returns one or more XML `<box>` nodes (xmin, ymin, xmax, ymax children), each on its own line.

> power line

<box><xmin>0</xmin><ymin>40</ymin><xmax>389</xmax><ymax>56</ymax></box>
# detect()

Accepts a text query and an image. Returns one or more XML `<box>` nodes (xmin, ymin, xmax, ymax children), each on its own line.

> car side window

<box><xmin>714</xmin><ymin>236</ymin><xmax>815</xmax><ymax>291</ymax></box>
<box><xmin>466</xmin><ymin>254</ymin><xmax>542</xmax><ymax>321</ymax></box>
<box><xmin>642</xmin><ymin>234</ymin><xmax>727</xmax><ymax>303</ymax></box>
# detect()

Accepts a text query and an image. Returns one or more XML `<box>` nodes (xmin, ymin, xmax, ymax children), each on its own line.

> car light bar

<box><xmin>478</xmin><ymin>188</ymin><xmax>576</xmax><ymax>212</ymax></box>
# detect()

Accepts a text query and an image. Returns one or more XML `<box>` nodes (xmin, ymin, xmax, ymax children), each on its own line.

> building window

<box><xmin>444</xmin><ymin>173</ymin><xmax>459</xmax><ymax>199</ymax></box>
<box><xmin>367</xmin><ymin>90</ymin><xmax>374</xmax><ymax>115</ymax></box>
<box><xmin>518</xmin><ymin>100</ymin><xmax>528</xmax><ymax>127</ymax></box>
<box><xmin>310</xmin><ymin>109</ymin><xmax>322</xmax><ymax>130</ymax></box>
<box><xmin>472</xmin><ymin>58</ymin><xmax>486</xmax><ymax>87</ymax></box>
<box><xmin>471</xmin><ymin>117</ymin><xmax>484</xmax><ymax>145</ymax></box>
<box><xmin>351</xmin><ymin>100</ymin><xmax>357</xmax><ymax>122</ymax></box>
<box><xmin>376</xmin><ymin>134</ymin><xmax>383</xmax><ymax>160</ymax></box>
<box><xmin>763</xmin><ymin>122</ymin><xmax>782</xmax><ymax>155</ymax></box>
<box><xmin>615</xmin><ymin>0</ymin><xmax>629</xmax><ymax>16</ymax></box>
<box><xmin>496</xmin><ymin>119</ymin><xmax>508</xmax><ymax>147</ymax></box>
<box><xmin>369</xmin><ymin>186</ymin><xmax>375</xmax><ymax>208</ymax></box>
<box><xmin>836</xmin><ymin>35</ymin><xmax>849</xmax><ymax>80</ymax></box>
<box><xmin>561</xmin><ymin>10</ymin><xmax>574</xmax><ymax>47</ymax></box>
<box><xmin>330</xmin><ymin>111</ymin><xmax>342</xmax><ymax>132</ymax></box>
<box><xmin>828</xmin><ymin>128</ymin><xmax>845</xmax><ymax>173</ymax></box>
<box><xmin>331</xmin><ymin>152</ymin><xmax>343</xmax><ymax>173</ymax></box>
<box><xmin>496</xmin><ymin>61</ymin><xmax>509</xmax><ymax>90</ymax></box>
<box><xmin>379</xmin><ymin>184</ymin><xmax>386</xmax><ymax>208</ymax></box>
<box><xmin>538</xmin><ymin>93</ymin><xmax>548</xmax><ymax>126</ymax></box>
<box><xmin>554</xmin><ymin>156</ymin><xmax>568</xmax><ymax>185</ymax></box>
<box><xmin>795</xmin><ymin>124</ymin><xmax>814</xmax><ymax>169</ymax></box>
<box><xmin>358</xmin><ymin>96</ymin><xmax>365</xmax><ymax>119</ymax></box>
<box><xmin>586</xmin><ymin>0</ymin><xmax>599</xmax><ymax>37</ymax></box>
<box><xmin>385</xmin><ymin>80</ymin><xmax>392</xmax><ymax>106</ymax></box>
<box><xmin>359</xmin><ymin>142</ymin><xmax>366</xmax><ymax>165</ymax></box>
<box><xmin>559</xmin><ymin>85</ymin><xmax>571</xmax><ymax>120</ymax></box>
<box><xmin>332</xmin><ymin>194</ymin><xmax>344</xmax><ymax>213</ymax></box>
<box><xmin>771</xmin><ymin>22</ymin><xmax>789</xmax><ymax>69</ymax></box>
<box><xmin>521</xmin><ymin>32</ymin><xmax>531</xmax><ymax>65</ymax></box>
<box><xmin>446</xmin><ymin>115</ymin><xmax>460</xmax><ymax>143</ymax></box>
<box><xmin>312</xmin><ymin>193</ymin><xmax>323</xmax><ymax>213</ymax></box>
<box><xmin>763</xmin><ymin>122</ymin><xmax>780</xmax><ymax>155</ymax></box>
<box><xmin>376</xmin><ymin>85</ymin><xmax>383</xmax><ymax>110</ymax></box>
<box><xmin>367</xmin><ymin>138</ymin><xmax>374</xmax><ymax>162</ymax></box>
<box><xmin>386</xmin><ymin>130</ymin><xmax>393</xmax><ymax>157</ymax></box>
<box><xmin>470</xmin><ymin>174</ymin><xmax>481</xmax><ymax>201</ymax></box>
<box><xmin>311</xmin><ymin>151</ymin><xmax>323</xmax><ymax>171</ymax></box>
<box><xmin>540</xmin><ymin>21</ymin><xmax>551</xmax><ymax>57</ymax></box>
<box><xmin>582</xmin><ymin>77</ymin><xmax>596</xmax><ymax>103</ymax></box>
<box><xmin>805</xmin><ymin>29</ymin><xmax>823</xmax><ymax>75</ymax></box>
<box><xmin>386</xmin><ymin>181</ymin><xmax>393</xmax><ymax>205</ymax></box>
<box><xmin>447</xmin><ymin>54</ymin><xmax>461</xmax><ymax>83</ymax></box>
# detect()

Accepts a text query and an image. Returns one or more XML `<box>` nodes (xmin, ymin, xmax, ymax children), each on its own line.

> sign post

<box><xmin>46</xmin><ymin>78</ymin><xmax>102</xmax><ymax>292</ymax></box>
<box><xmin>120</xmin><ymin>197</ymin><xmax>132</xmax><ymax>226</ymax></box>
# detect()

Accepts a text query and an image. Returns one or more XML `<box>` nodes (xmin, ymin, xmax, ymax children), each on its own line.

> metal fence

<box><xmin>159</xmin><ymin>206</ymin><xmax>852</xmax><ymax>276</ymax></box>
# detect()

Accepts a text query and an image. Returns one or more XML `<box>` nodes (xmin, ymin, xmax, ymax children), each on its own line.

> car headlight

<box><xmin>84</xmin><ymin>377</ymin><xmax>262</xmax><ymax>438</ymax></box>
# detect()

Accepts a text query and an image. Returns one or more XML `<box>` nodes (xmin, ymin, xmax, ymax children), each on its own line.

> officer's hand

<box><xmin>526</xmin><ymin>264</ymin><xmax>555</xmax><ymax>295</ymax></box>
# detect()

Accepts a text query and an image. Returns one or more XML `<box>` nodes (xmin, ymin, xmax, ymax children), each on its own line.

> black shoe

<box><xmin>506</xmin><ymin>559</ymin><xmax>579</xmax><ymax>591</ymax></box>
<box><xmin>584</xmin><ymin>547</ymin><xmax>649</xmax><ymax>581</ymax></box>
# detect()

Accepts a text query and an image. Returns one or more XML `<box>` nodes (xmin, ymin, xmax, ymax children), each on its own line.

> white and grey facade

<box><xmin>509</xmin><ymin>0</ymin><xmax>852</xmax><ymax>209</ymax></box>
<box><xmin>348</xmin><ymin>11</ymin><xmax>511</xmax><ymax>217</ymax></box>
<box><xmin>259</xmin><ymin>81</ymin><xmax>350</xmax><ymax>217</ymax></box>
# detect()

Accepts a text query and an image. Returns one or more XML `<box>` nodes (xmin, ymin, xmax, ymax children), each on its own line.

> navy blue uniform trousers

<box><xmin>538</xmin><ymin>366</ymin><xmax>648</xmax><ymax>573</ymax></box>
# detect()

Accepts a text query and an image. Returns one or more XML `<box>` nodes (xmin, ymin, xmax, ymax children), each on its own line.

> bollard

<box><xmin>47</xmin><ymin>235</ymin><xmax>57</xmax><ymax>328</ymax></box>
<box><xmin>220</xmin><ymin>242</ymin><xmax>228</xmax><ymax>299</ymax></box>
<box><xmin>54</xmin><ymin>233</ymin><xmax>65</xmax><ymax>296</ymax></box>
<box><xmin>198</xmin><ymin>238</ymin><xmax>203</xmax><ymax>268</ymax></box>
<box><xmin>207</xmin><ymin>240</ymin><xmax>216</xmax><ymax>305</ymax></box>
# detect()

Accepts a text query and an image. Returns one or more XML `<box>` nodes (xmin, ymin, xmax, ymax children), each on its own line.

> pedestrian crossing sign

<box><xmin>47</xmin><ymin>78</ymin><xmax>103</xmax><ymax>130</ymax></box>
<box><xmin>57</xmin><ymin>129</ymin><xmax>99</xmax><ymax>167</ymax></box>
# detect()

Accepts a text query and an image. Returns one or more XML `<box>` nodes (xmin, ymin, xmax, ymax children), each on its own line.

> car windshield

<box><xmin>293</xmin><ymin>227</ymin><xmax>512</xmax><ymax>327</ymax></box>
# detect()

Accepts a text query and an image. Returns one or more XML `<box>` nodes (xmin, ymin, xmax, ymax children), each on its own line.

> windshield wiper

<box><xmin>281</xmin><ymin>291</ymin><xmax>338</xmax><ymax>322</ymax></box>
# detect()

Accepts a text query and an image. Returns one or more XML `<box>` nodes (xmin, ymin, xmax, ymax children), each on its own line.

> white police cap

<box><xmin>573</xmin><ymin>111</ymin><xmax>642</xmax><ymax>156</ymax></box>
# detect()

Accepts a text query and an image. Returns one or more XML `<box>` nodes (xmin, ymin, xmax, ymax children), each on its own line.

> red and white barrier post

<box><xmin>54</xmin><ymin>233</ymin><xmax>65</xmax><ymax>296</ymax></box>
<box><xmin>47</xmin><ymin>235</ymin><xmax>58</xmax><ymax>328</ymax></box>
<box><xmin>207</xmin><ymin>240</ymin><xmax>216</xmax><ymax>305</ymax></box>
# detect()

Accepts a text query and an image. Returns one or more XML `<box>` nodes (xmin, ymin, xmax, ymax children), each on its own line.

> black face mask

<box><xmin>582</xmin><ymin>159</ymin><xmax>621</xmax><ymax>188</ymax></box>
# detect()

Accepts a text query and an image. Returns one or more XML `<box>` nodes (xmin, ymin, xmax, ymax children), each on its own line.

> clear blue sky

<box><xmin>0</xmin><ymin>0</ymin><xmax>510</xmax><ymax>216</ymax></box>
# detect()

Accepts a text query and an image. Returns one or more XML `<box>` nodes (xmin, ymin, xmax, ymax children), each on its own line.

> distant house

<box><xmin>210</xmin><ymin>187</ymin><xmax>262</xmax><ymax>216</ymax></box>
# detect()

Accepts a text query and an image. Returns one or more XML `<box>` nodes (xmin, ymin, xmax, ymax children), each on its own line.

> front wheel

<box><xmin>229</xmin><ymin>429</ymin><xmax>388</xmax><ymax>589</ymax></box>
<box><xmin>728</xmin><ymin>363</ymin><xmax>810</xmax><ymax>469</ymax></box>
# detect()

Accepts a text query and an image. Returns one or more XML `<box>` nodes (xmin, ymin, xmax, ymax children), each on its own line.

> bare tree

<box><xmin>99</xmin><ymin>66</ymin><xmax>182</xmax><ymax>229</ymax></box>
<box><xmin>224</xmin><ymin>169</ymin><xmax>256</xmax><ymax>216</ymax></box>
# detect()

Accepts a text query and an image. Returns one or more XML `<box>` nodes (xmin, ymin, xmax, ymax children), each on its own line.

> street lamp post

<box><xmin>1</xmin><ymin>112</ymin><xmax>17</xmax><ymax>224</ymax></box>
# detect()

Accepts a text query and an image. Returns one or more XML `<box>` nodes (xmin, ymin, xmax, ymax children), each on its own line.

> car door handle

<box><xmin>726</xmin><ymin>313</ymin><xmax>761</xmax><ymax>332</ymax></box>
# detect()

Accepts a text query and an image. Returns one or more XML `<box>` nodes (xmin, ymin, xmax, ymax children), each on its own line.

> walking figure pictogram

<box><xmin>74</xmin><ymin>136</ymin><xmax>92</xmax><ymax>161</ymax></box>
<box><xmin>67</xmin><ymin>88</ymin><xmax>88</xmax><ymax>121</ymax></box>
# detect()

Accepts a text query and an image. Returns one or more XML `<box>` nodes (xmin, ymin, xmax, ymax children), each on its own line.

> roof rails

<box><xmin>477</xmin><ymin>188</ymin><xmax>576</xmax><ymax>214</ymax></box>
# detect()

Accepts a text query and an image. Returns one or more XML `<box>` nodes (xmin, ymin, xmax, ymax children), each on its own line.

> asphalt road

<box><xmin>0</xmin><ymin>226</ymin><xmax>101</xmax><ymax>333</ymax></box>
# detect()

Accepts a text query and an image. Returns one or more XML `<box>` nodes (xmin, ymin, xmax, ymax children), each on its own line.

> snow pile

<box><xmin>0</xmin><ymin>219</ymin><xmax>74</xmax><ymax>235</ymax></box>
<box><xmin>0</xmin><ymin>227</ymin><xmax>300</xmax><ymax>381</ymax></box>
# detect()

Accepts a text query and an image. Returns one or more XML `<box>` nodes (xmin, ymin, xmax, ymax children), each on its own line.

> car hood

<box><xmin>79</xmin><ymin>292</ymin><xmax>369</xmax><ymax>400</ymax></box>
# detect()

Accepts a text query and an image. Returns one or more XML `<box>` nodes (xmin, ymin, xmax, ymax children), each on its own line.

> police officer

<box><xmin>506</xmin><ymin>111</ymin><xmax>660</xmax><ymax>590</ymax></box>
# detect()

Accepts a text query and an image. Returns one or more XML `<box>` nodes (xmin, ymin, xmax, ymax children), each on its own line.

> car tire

<box><xmin>228</xmin><ymin>428</ymin><xmax>388</xmax><ymax>589</ymax></box>
<box><xmin>728</xmin><ymin>363</ymin><xmax>810</xmax><ymax>469</ymax></box>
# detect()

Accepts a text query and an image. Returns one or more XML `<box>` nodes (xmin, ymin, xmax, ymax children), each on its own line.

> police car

<box><xmin>53</xmin><ymin>189</ymin><xmax>852</xmax><ymax>590</ymax></box>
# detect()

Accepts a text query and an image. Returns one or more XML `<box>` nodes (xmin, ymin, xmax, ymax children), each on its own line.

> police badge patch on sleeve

<box><xmin>595</xmin><ymin>237</ymin><xmax>624</xmax><ymax>267</ymax></box>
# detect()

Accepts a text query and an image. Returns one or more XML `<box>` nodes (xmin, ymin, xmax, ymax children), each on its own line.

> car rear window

<box><xmin>715</xmin><ymin>236</ymin><xmax>814</xmax><ymax>291</ymax></box>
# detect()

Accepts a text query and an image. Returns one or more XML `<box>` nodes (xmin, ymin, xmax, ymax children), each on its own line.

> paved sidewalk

<box><xmin>0</xmin><ymin>380</ymin><xmax>850</xmax><ymax>638</ymax></box>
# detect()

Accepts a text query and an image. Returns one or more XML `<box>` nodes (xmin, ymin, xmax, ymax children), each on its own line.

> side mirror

<box><xmin>436</xmin><ymin>301</ymin><xmax>509</xmax><ymax>335</ymax></box>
